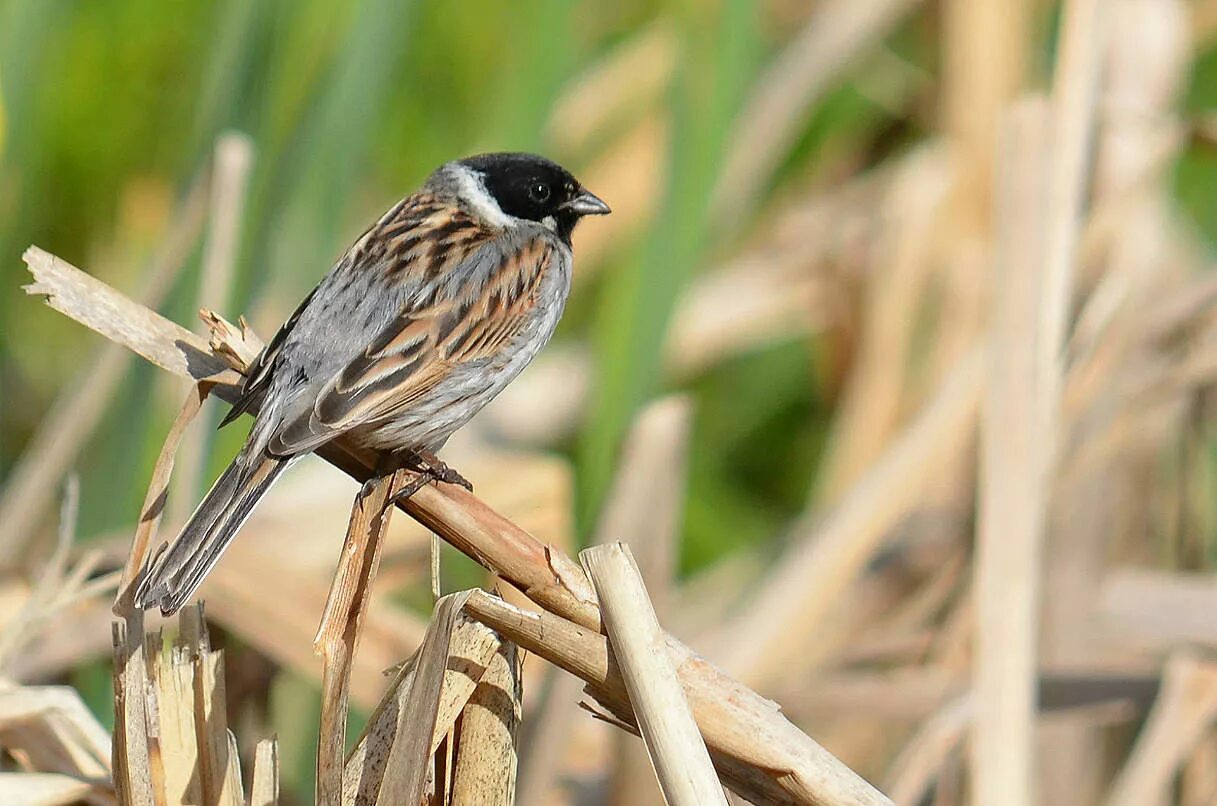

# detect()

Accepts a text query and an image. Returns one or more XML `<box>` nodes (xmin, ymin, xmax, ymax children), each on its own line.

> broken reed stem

<box><xmin>581</xmin><ymin>543</ymin><xmax>727</xmax><ymax>806</ymax></box>
<box><xmin>314</xmin><ymin>470</ymin><xmax>404</xmax><ymax>805</ymax></box>
<box><xmin>341</xmin><ymin>608</ymin><xmax>500</xmax><ymax>803</ymax></box>
<box><xmin>250</xmin><ymin>740</ymin><xmax>279</xmax><ymax>806</ymax></box>
<box><xmin>377</xmin><ymin>592</ymin><xmax>474</xmax><ymax>805</ymax></box>
<box><xmin>449</xmin><ymin>640</ymin><xmax>523</xmax><ymax>805</ymax></box>
<box><xmin>111</xmin><ymin>611</ymin><xmax>154</xmax><ymax>806</ymax></box>
<box><xmin>112</xmin><ymin>605</ymin><xmax>251</xmax><ymax>805</ymax></box>
<box><xmin>113</xmin><ymin>379</ymin><xmax>231</xmax><ymax>616</ymax></box>
<box><xmin>23</xmin><ymin>246</ymin><xmax>890</xmax><ymax>806</ymax></box>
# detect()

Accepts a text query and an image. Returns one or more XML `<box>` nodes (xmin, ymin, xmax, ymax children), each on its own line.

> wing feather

<box><xmin>219</xmin><ymin>286</ymin><xmax>318</xmax><ymax>428</ymax></box>
<box><xmin>265</xmin><ymin>235</ymin><xmax>555</xmax><ymax>456</ymax></box>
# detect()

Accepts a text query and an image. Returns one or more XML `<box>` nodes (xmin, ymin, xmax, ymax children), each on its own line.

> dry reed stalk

<box><xmin>22</xmin><ymin>246</ymin><xmax>888</xmax><ymax>806</ymax></box>
<box><xmin>940</xmin><ymin>0</ymin><xmax>1028</xmax><ymax>233</ymax></box>
<box><xmin>111</xmin><ymin>604</ymin><xmax>253</xmax><ymax>805</ymax></box>
<box><xmin>712</xmin><ymin>0</ymin><xmax>923</xmax><ymax>221</ymax></box>
<box><xmin>250</xmin><ymin>739</ymin><xmax>279</xmax><ymax>806</ymax></box>
<box><xmin>1038</xmin><ymin>0</ymin><xmax>1105</xmax><ymax>404</ymax></box>
<box><xmin>712</xmin><ymin>345</ymin><xmax>983</xmax><ymax>686</ymax></box>
<box><xmin>913</xmin><ymin>0</ymin><xmax>1027</xmax><ymax>589</ymax></box>
<box><xmin>599</xmin><ymin>396</ymin><xmax>690</xmax><ymax>805</ymax></box>
<box><xmin>937</xmin><ymin>0</ymin><xmax>1025</xmax><ymax>359</ymax></box>
<box><xmin>449</xmin><ymin>640</ymin><xmax>523</xmax><ymax>805</ymax></box>
<box><xmin>113</xmin><ymin>379</ymin><xmax>232</xmax><ymax>616</ymax></box>
<box><xmin>1079</xmin><ymin>3</ymin><xmax>1191</xmax><ymax>516</ymax></box>
<box><xmin>170</xmin><ymin>133</ymin><xmax>255</xmax><ymax>526</ymax></box>
<box><xmin>0</xmin><ymin>172</ymin><xmax>210</xmax><ymax>562</ymax></box>
<box><xmin>0</xmin><ymin>684</ymin><xmax>114</xmax><ymax>805</ymax></box>
<box><xmin>1039</xmin><ymin>1</ymin><xmax>1173</xmax><ymax>799</ymax></box>
<box><xmin>514</xmin><ymin>396</ymin><xmax>691</xmax><ymax>804</ymax></box>
<box><xmin>463</xmin><ymin>590</ymin><xmax>889</xmax><ymax>805</ymax></box>
<box><xmin>154</xmin><ymin>607</ymin><xmax>241</xmax><ymax>805</ymax></box>
<box><xmin>314</xmin><ymin>469</ymin><xmax>405</xmax><ymax>805</ymax></box>
<box><xmin>353</xmin><ymin>591</ymin><xmax>476</xmax><ymax>804</ymax></box>
<box><xmin>581</xmin><ymin>542</ymin><xmax>726</xmax><ymax>806</ymax></box>
<box><xmin>971</xmin><ymin>96</ymin><xmax>1051</xmax><ymax>806</ymax></box>
<box><xmin>109</xmin><ymin>375</ymin><xmax>230</xmax><ymax>806</ymax></box>
<box><xmin>341</xmin><ymin>599</ymin><xmax>501</xmax><ymax>802</ymax></box>
<box><xmin>110</xmin><ymin>614</ymin><xmax>153</xmax><ymax>806</ymax></box>
<box><xmin>0</xmin><ymin>772</ymin><xmax>106</xmax><ymax>805</ymax></box>
<box><xmin>1107</xmin><ymin>652</ymin><xmax>1217</xmax><ymax>806</ymax></box>
<box><xmin>0</xmin><ymin>478</ymin><xmax>112</xmax><ymax>674</ymax></box>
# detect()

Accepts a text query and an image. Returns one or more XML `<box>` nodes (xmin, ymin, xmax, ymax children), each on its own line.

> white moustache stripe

<box><xmin>451</xmin><ymin>164</ymin><xmax>510</xmax><ymax>228</ymax></box>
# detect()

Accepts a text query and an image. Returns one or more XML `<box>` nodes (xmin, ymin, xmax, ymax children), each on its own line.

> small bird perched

<box><xmin>137</xmin><ymin>153</ymin><xmax>609</xmax><ymax>615</ymax></box>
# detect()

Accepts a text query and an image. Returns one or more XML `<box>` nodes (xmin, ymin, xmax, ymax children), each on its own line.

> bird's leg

<box><xmin>358</xmin><ymin>477</ymin><xmax>382</xmax><ymax>500</ymax></box>
<box><xmin>414</xmin><ymin>448</ymin><xmax>474</xmax><ymax>492</ymax></box>
<box><xmin>388</xmin><ymin>473</ymin><xmax>433</xmax><ymax>504</ymax></box>
<box><xmin>389</xmin><ymin>448</ymin><xmax>473</xmax><ymax>505</ymax></box>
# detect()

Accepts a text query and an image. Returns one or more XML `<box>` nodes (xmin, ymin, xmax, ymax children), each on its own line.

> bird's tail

<box><xmin>136</xmin><ymin>452</ymin><xmax>289</xmax><ymax>615</ymax></box>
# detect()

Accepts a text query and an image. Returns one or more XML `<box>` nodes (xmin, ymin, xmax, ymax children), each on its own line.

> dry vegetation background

<box><xmin>4</xmin><ymin>0</ymin><xmax>1217</xmax><ymax>803</ymax></box>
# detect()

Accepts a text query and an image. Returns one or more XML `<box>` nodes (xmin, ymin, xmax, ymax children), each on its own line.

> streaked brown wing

<box><xmin>219</xmin><ymin>286</ymin><xmax>318</xmax><ymax>428</ymax></box>
<box><xmin>266</xmin><ymin>236</ymin><xmax>556</xmax><ymax>456</ymax></box>
<box><xmin>219</xmin><ymin>190</ymin><xmax>438</xmax><ymax>429</ymax></box>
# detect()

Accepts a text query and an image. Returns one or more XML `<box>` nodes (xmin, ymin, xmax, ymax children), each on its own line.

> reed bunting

<box><xmin>137</xmin><ymin>153</ymin><xmax>609</xmax><ymax>615</ymax></box>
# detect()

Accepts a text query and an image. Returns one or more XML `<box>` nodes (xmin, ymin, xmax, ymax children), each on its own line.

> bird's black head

<box><xmin>459</xmin><ymin>152</ymin><xmax>610</xmax><ymax>245</ymax></box>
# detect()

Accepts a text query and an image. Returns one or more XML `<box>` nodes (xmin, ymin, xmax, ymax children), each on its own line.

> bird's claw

<box><xmin>389</xmin><ymin>450</ymin><xmax>473</xmax><ymax>505</ymax></box>
<box><xmin>436</xmin><ymin>465</ymin><xmax>473</xmax><ymax>492</ymax></box>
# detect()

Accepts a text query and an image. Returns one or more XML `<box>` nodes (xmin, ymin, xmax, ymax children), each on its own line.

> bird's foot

<box><xmin>390</xmin><ymin>449</ymin><xmax>473</xmax><ymax>505</ymax></box>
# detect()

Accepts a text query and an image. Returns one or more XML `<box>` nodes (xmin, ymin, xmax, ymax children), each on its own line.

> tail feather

<box><xmin>136</xmin><ymin>453</ymin><xmax>289</xmax><ymax>615</ymax></box>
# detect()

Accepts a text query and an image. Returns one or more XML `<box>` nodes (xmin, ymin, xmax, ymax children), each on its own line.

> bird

<box><xmin>136</xmin><ymin>152</ymin><xmax>609</xmax><ymax>615</ymax></box>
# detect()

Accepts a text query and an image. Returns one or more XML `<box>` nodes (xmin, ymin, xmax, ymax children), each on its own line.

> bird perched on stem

<box><xmin>137</xmin><ymin>153</ymin><xmax>609</xmax><ymax>615</ymax></box>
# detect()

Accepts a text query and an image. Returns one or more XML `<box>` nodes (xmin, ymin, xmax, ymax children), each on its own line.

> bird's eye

<box><xmin>528</xmin><ymin>182</ymin><xmax>551</xmax><ymax>203</ymax></box>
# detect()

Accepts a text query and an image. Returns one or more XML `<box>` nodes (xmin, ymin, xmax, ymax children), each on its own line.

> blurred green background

<box><xmin>5</xmin><ymin>0</ymin><xmax>1216</xmax><ymax>557</ymax></box>
<box><xmin>0</xmin><ymin>0</ymin><xmax>821</xmax><ymax>556</ymax></box>
<box><xmin>3</xmin><ymin>0</ymin><xmax>1217</xmax><ymax>800</ymax></box>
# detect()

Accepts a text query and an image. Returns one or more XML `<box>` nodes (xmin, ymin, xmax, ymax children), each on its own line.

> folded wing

<box><xmin>266</xmin><ymin>237</ymin><xmax>556</xmax><ymax>456</ymax></box>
